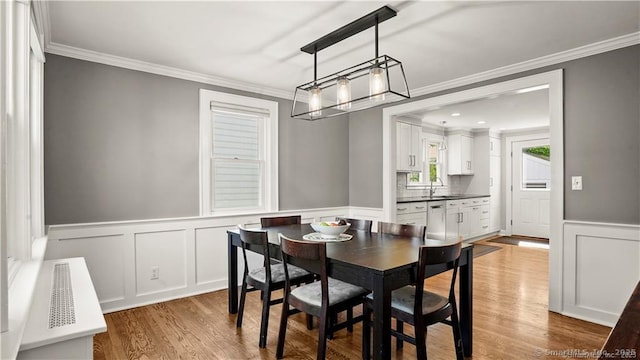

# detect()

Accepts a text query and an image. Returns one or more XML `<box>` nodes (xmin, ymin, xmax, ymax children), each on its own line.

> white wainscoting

<box><xmin>46</xmin><ymin>207</ymin><xmax>384</xmax><ymax>313</ymax></box>
<box><xmin>562</xmin><ymin>221</ymin><xmax>640</xmax><ymax>326</ymax></box>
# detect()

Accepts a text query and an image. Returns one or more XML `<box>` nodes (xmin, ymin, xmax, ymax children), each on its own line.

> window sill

<box><xmin>406</xmin><ymin>184</ymin><xmax>448</xmax><ymax>190</ymax></box>
<box><xmin>207</xmin><ymin>209</ymin><xmax>277</xmax><ymax>218</ymax></box>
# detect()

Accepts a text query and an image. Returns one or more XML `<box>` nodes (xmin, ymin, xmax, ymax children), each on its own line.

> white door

<box><xmin>512</xmin><ymin>139</ymin><xmax>550</xmax><ymax>238</ymax></box>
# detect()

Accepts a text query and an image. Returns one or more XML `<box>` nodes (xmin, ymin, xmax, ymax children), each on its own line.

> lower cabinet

<box><xmin>446</xmin><ymin>197</ymin><xmax>491</xmax><ymax>241</ymax></box>
<box><xmin>396</xmin><ymin>201</ymin><xmax>427</xmax><ymax>228</ymax></box>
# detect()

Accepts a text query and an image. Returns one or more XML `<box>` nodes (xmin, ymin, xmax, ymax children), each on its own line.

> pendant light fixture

<box><xmin>291</xmin><ymin>6</ymin><xmax>410</xmax><ymax>120</ymax></box>
<box><xmin>438</xmin><ymin>121</ymin><xmax>448</xmax><ymax>151</ymax></box>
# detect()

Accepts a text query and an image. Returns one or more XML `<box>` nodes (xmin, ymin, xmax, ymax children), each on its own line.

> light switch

<box><xmin>571</xmin><ymin>176</ymin><xmax>582</xmax><ymax>190</ymax></box>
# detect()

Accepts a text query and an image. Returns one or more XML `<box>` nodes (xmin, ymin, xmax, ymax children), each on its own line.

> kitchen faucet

<box><xmin>429</xmin><ymin>177</ymin><xmax>444</xmax><ymax>198</ymax></box>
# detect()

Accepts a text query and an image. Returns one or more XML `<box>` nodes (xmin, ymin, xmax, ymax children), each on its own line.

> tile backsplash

<box><xmin>396</xmin><ymin>173</ymin><xmax>471</xmax><ymax>198</ymax></box>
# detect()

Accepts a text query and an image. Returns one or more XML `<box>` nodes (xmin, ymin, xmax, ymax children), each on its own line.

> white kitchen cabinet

<box><xmin>480</xmin><ymin>203</ymin><xmax>491</xmax><ymax>235</ymax></box>
<box><xmin>490</xmin><ymin>136</ymin><xmax>501</xmax><ymax>157</ymax></box>
<box><xmin>445</xmin><ymin>206</ymin><xmax>461</xmax><ymax>242</ymax></box>
<box><xmin>467</xmin><ymin>132</ymin><xmax>502</xmax><ymax>233</ymax></box>
<box><xmin>396</xmin><ymin>121</ymin><xmax>423</xmax><ymax>172</ymax></box>
<box><xmin>447</xmin><ymin>134</ymin><xmax>474</xmax><ymax>175</ymax></box>
<box><xmin>446</xmin><ymin>197</ymin><xmax>491</xmax><ymax>241</ymax></box>
<box><xmin>445</xmin><ymin>199</ymin><xmax>472</xmax><ymax>241</ymax></box>
<box><xmin>396</xmin><ymin>201</ymin><xmax>427</xmax><ymax>228</ymax></box>
<box><xmin>489</xmin><ymin>154</ymin><xmax>501</xmax><ymax>232</ymax></box>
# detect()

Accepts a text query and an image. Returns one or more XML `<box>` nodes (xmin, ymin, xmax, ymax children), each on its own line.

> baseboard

<box><xmin>46</xmin><ymin>206</ymin><xmax>384</xmax><ymax>313</ymax></box>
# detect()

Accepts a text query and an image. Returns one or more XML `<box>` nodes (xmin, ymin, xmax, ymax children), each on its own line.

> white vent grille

<box><xmin>48</xmin><ymin>263</ymin><xmax>76</xmax><ymax>328</ymax></box>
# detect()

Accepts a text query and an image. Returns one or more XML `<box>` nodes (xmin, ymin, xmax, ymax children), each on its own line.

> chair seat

<box><xmin>367</xmin><ymin>286</ymin><xmax>449</xmax><ymax>315</ymax></box>
<box><xmin>249</xmin><ymin>263</ymin><xmax>309</xmax><ymax>284</ymax></box>
<box><xmin>292</xmin><ymin>278</ymin><xmax>368</xmax><ymax>310</ymax></box>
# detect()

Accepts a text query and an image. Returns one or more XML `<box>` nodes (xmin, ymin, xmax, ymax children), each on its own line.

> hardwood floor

<box><xmin>94</xmin><ymin>239</ymin><xmax>611</xmax><ymax>359</ymax></box>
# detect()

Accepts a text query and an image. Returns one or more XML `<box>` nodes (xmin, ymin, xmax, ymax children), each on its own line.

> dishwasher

<box><xmin>427</xmin><ymin>201</ymin><xmax>446</xmax><ymax>240</ymax></box>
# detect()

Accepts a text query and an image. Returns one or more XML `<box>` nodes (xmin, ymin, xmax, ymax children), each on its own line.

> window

<box><xmin>521</xmin><ymin>145</ymin><xmax>550</xmax><ymax>189</ymax></box>
<box><xmin>199</xmin><ymin>90</ymin><xmax>278</xmax><ymax>215</ymax></box>
<box><xmin>1</xmin><ymin>0</ymin><xmax>46</xmax><ymax>333</ymax></box>
<box><xmin>407</xmin><ymin>136</ymin><xmax>446</xmax><ymax>186</ymax></box>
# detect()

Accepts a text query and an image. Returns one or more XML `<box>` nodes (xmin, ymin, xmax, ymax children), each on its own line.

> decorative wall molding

<box><xmin>46</xmin><ymin>207</ymin><xmax>384</xmax><ymax>313</ymax></box>
<box><xmin>410</xmin><ymin>32</ymin><xmax>640</xmax><ymax>98</ymax></box>
<box><xmin>562</xmin><ymin>221</ymin><xmax>640</xmax><ymax>327</ymax></box>
<box><xmin>42</xmin><ymin>29</ymin><xmax>639</xmax><ymax>102</ymax></box>
<box><xmin>44</xmin><ymin>41</ymin><xmax>293</xmax><ymax>100</ymax></box>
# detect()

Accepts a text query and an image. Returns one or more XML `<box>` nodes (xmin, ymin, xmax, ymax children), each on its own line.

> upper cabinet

<box><xmin>447</xmin><ymin>134</ymin><xmax>474</xmax><ymax>175</ymax></box>
<box><xmin>396</xmin><ymin>122</ymin><xmax>423</xmax><ymax>172</ymax></box>
<box><xmin>489</xmin><ymin>136</ymin><xmax>501</xmax><ymax>157</ymax></box>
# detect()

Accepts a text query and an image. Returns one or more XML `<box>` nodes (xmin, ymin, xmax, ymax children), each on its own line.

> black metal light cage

<box><xmin>291</xmin><ymin>5</ymin><xmax>410</xmax><ymax>120</ymax></box>
<box><xmin>291</xmin><ymin>55</ymin><xmax>410</xmax><ymax>120</ymax></box>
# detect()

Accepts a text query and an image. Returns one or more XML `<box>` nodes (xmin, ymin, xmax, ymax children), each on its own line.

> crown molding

<box><xmin>45</xmin><ymin>42</ymin><xmax>294</xmax><ymax>100</ymax></box>
<box><xmin>410</xmin><ymin>32</ymin><xmax>640</xmax><ymax>98</ymax></box>
<box><xmin>43</xmin><ymin>31</ymin><xmax>638</xmax><ymax>103</ymax></box>
<box><xmin>31</xmin><ymin>0</ymin><xmax>51</xmax><ymax>52</ymax></box>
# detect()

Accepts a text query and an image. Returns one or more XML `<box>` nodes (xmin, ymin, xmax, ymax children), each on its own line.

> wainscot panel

<box><xmin>46</xmin><ymin>207</ymin><xmax>383</xmax><ymax>313</ymax></box>
<box><xmin>563</xmin><ymin>221</ymin><xmax>640</xmax><ymax>326</ymax></box>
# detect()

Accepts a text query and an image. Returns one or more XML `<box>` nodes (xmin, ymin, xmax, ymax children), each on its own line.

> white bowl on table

<box><xmin>310</xmin><ymin>221</ymin><xmax>351</xmax><ymax>239</ymax></box>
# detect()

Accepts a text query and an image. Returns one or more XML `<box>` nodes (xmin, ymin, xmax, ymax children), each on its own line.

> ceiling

<box><xmin>415</xmin><ymin>87</ymin><xmax>550</xmax><ymax>132</ymax></box>
<box><xmin>45</xmin><ymin>1</ymin><xmax>639</xmax><ymax>99</ymax></box>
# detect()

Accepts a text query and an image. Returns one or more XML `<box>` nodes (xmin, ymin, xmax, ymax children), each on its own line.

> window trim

<box><xmin>406</xmin><ymin>133</ymin><xmax>448</xmax><ymax>188</ymax></box>
<box><xmin>198</xmin><ymin>89</ymin><xmax>278</xmax><ymax>216</ymax></box>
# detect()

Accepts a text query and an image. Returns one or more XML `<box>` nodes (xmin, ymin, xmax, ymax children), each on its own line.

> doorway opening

<box><xmin>382</xmin><ymin>69</ymin><xmax>564</xmax><ymax>312</ymax></box>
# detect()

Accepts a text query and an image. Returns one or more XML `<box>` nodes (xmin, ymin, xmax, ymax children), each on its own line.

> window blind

<box><xmin>211</xmin><ymin>105</ymin><xmax>264</xmax><ymax>210</ymax></box>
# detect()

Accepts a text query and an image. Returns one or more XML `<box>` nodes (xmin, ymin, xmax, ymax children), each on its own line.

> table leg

<box><xmin>228</xmin><ymin>232</ymin><xmax>238</xmax><ymax>314</ymax></box>
<box><xmin>459</xmin><ymin>249</ymin><xmax>473</xmax><ymax>356</ymax></box>
<box><xmin>372</xmin><ymin>279</ymin><xmax>392</xmax><ymax>360</ymax></box>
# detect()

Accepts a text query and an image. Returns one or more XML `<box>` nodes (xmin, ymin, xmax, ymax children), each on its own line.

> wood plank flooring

<box><xmin>94</xmin><ymin>239</ymin><xmax>611</xmax><ymax>359</ymax></box>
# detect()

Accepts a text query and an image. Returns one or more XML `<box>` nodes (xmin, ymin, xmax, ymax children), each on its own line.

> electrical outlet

<box><xmin>150</xmin><ymin>266</ymin><xmax>159</xmax><ymax>280</ymax></box>
<box><xmin>571</xmin><ymin>176</ymin><xmax>583</xmax><ymax>190</ymax></box>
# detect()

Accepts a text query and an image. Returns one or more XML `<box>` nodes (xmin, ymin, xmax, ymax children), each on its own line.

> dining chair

<box><xmin>260</xmin><ymin>215</ymin><xmax>302</xmax><ymax>228</ymax></box>
<box><xmin>378</xmin><ymin>221</ymin><xmax>426</xmax><ymax>239</ymax></box>
<box><xmin>236</xmin><ymin>226</ymin><xmax>315</xmax><ymax>348</ymax></box>
<box><xmin>276</xmin><ymin>234</ymin><xmax>369</xmax><ymax>360</ymax></box>
<box><xmin>335</xmin><ymin>217</ymin><xmax>373</xmax><ymax>232</ymax></box>
<box><xmin>362</xmin><ymin>242</ymin><xmax>464</xmax><ymax>360</ymax></box>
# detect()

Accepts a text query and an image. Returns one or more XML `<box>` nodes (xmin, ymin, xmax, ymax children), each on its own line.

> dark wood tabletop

<box><xmin>599</xmin><ymin>280</ymin><xmax>640</xmax><ymax>359</ymax></box>
<box><xmin>227</xmin><ymin>224</ymin><xmax>474</xmax><ymax>360</ymax></box>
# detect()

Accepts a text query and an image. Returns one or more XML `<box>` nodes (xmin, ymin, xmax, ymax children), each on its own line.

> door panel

<box><xmin>512</xmin><ymin>139</ymin><xmax>550</xmax><ymax>238</ymax></box>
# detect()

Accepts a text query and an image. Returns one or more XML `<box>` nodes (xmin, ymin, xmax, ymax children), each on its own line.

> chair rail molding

<box><xmin>46</xmin><ymin>206</ymin><xmax>383</xmax><ymax>313</ymax></box>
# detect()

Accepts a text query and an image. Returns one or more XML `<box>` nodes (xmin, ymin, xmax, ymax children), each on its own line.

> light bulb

<box><xmin>309</xmin><ymin>86</ymin><xmax>322</xmax><ymax>117</ymax></box>
<box><xmin>336</xmin><ymin>77</ymin><xmax>351</xmax><ymax>110</ymax></box>
<box><xmin>369</xmin><ymin>67</ymin><xmax>386</xmax><ymax>101</ymax></box>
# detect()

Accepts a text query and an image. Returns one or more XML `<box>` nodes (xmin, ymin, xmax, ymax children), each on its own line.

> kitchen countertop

<box><xmin>397</xmin><ymin>194</ymin><xmax>490</xmax><ymax>203</ymax></box>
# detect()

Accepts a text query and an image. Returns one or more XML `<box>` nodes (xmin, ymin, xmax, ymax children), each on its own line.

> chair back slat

<box><xmin>378</xmin><ymin>221</ymin><xmax>426</xmax><ymax>239</ymax></box>
<box><xmin>261</xmin><ymin>215</ymin><xmax>301</xmax><ymax>228</ymax></box>
<box><xmin>419</xmin><ymin>242</ymin><xmax>462</xmax><ymax>266</ymax></box>
<box><xmin>279</xmin><ymin>234</ymin><xmax>322</xmax><ymax>261</ymax></box>
<box><xmin>335</xmin><ymin>217</ymin><xmax>372</xmax><ymax>232</ymax></box>
<box><xmin>239</xmin><ymin>226</ymin><xmax>269</xmax><ymax>246</ymax></box>
<box><xmin>238</xmin><ymin>225</ymin><xmax>271</xmax><ymax>274</ymax></box>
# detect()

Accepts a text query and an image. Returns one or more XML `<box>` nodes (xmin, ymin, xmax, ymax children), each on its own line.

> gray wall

<box><xmin>348</xmin><ymin>45</ymin><xmax>640</xmax><ymax>225</ymax></box>
<box><xmin>348</xmin><ymin>107</ymin><xmax>383</xmax><ymax>207</ymax></box>
<box><xmin>44</xmin><ymin>45</ymin><xmax>640</xmax><ymax>225</ymax></box>
<box><xmin>44</xmin><ymin>55</ymin><xmax>349</xmax><ymax>225</ymax></box>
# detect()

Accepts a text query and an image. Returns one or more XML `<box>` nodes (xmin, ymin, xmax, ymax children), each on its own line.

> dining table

<box><xmin>227</xmin><ymin>224</ymin><xmax>473</xmax><ymax>360</ymax></box>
